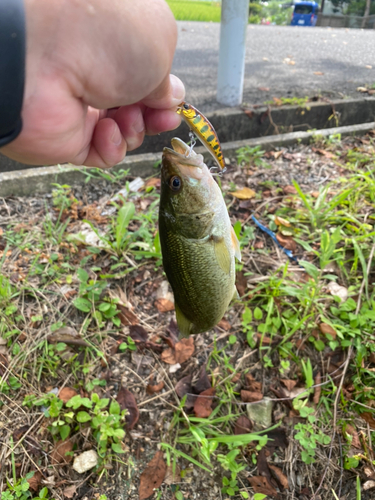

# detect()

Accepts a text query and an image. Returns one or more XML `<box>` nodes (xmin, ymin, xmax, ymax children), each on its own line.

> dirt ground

<box><xmin>1</xmin><ymin>134</ymin><xmax>375</xmax><ymax>500</ymax></box>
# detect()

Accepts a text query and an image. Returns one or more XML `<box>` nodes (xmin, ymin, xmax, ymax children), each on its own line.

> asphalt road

<box><xmin>172</xmin><ymin>22</ymin><xmax>375</xmax><ymax>111</ymax></box>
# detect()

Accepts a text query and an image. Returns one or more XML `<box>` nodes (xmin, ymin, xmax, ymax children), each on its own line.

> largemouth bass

<box><xmin>177</xmin><ymin>102</ymin><xmax>225</xmax><ymax>171</ymax></box>
<box><xmin>159</xmin><ymin>138</ymin><xmax>241</xmax><ymax>336</ymax></box>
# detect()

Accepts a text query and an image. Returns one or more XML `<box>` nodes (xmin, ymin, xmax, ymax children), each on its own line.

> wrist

<box><xmin>0</xmin><ymin>0</ymin><xmax>26</xmax><ymax>147</ymax></box>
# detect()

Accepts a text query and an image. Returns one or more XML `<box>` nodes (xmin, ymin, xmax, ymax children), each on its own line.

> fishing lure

<box><xmin>177</xmin><ymin>102</ymin><xmax>226</xmax><ymax>172</ymax></box>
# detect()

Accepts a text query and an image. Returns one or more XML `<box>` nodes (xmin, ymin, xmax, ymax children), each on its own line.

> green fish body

<box><xmin>159</xmin><ymin>138</ymin><xmax>241</xmax><ymax>336</ymax></box>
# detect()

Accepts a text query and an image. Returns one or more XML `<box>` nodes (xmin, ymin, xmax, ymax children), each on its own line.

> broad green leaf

<box><xmin>110</xmin><ymin>400</ymin><xmax>121</xmax><ymax>415</ymax></box>
<box><xmin>111</xmin><ymin>442</ymin><xmax>125</xmax><ymax>453</ymax></box>
<box><xmin>73</xmin><ymin>297</ymin><xmax>91</xmax><ymax>313</ymax></box>
<box><xmin>60</xmin><ymin>424</ymin><xmax>70</xmax><ymax>441</ymax></box>
<box><xmin>77</xmin><ymin>411</ymin><xmax>91</xmax><ymax>423</ymax></box>
<box><xmin>77</xmin><ymin>268</ymin><xmax>89</xmax><ymax>283</ymax></box>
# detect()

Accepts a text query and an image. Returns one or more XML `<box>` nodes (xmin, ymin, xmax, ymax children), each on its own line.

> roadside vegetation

<box><xmin>1</xmin><ymin>132</ymin><xmax>375</xmax><ymax>499</ymax></box>
<box><xmin>166</xmin><ymin>0</ymin><xmax>292</xmax><ymax>25</ymax></box>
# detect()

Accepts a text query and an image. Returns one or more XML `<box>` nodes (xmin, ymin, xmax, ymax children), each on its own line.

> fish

<box><xmin>158</xmin><ymin>137</ymin><xmax>241</xmax><ymax>337</ymax></box>
<box><xmin>177</xmin><ymin>102</ymin><xmax>226</xmax><ymax>171</ymax></box>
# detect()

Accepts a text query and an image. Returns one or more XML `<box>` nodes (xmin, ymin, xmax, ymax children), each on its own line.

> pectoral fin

<box><xmin>230</xmin><ymin>225</ymin><xmax>242</xmax><ymax>262</ymax></box>
<box><xmin>175</xmin><ymin>302</ymin><xmax>193</xmax><ymax>338</ymax></box>
<box><xmin>213</xmin><ymin>235</ymin><xmax>231</xmax><ymax>275</ymax></box>
<box><xmin>232</xmin><ymin>286</ymin><xmax>240</xmax><ymax>301</ymax></box>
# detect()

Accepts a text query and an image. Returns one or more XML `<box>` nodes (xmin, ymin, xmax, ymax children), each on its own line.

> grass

<box><xmin>1</xmin><ymin>134</ymin><xmax>375</xmax><ymax>499</ymax></box>
<box><xmin>166</xmin><ymin>0</ymin><xmax>221</xmax><ymax>22</ymax></box>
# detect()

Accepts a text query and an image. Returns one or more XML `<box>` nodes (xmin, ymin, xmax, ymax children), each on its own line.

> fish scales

<box><xmin>159</xmin><ymin>138</ymin><xmax>241</xmax><ymax>337</ymax></box>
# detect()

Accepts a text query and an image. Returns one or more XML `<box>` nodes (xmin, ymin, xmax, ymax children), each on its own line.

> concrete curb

<box><xmin>1</xmin><ymin>121</ymin><xmax>374</xmax><ymax>197</ymax></box>
<box><xmin>3</xmin><ymin>96</ymin><xmax>375</xmax><ymax>174</ymax></box>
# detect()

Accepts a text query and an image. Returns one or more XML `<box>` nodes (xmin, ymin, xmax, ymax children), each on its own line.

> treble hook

<box><xmin>210</xmin><ymin>166</ymin><xmax>227</xmax><ymax>177</ymax></box>
<box><xmin>185</xmin><ymin>130</ymin><xmax>197</xmax><ymax>158</ymax></box>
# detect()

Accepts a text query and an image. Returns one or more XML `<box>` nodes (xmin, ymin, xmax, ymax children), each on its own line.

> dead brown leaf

<box><xmin>236</xmin><ymin>270</ymin><xmax>248</xmax><ymax>297</ymax></box>
<box><xmin>254</xmin><ymin>240</ymin><xmax>264</xmax><ymax>249</ymax></box>
<box><xmin>271</xmin><ymin>150</ymin><xmax>284</xmax><ymax>159</ymax></box>
<box><xmin>144</xmin><ymin>177</ymin><xmax>161</xmax><ymax>190</ymax></box>
<box><xmin>146</xmin><ymin>381</ymin><xmax>164</xmax><ymax>395</ymax></box>
<box><xmin>258</xmin><ymin>87</ymin><xmax>270</xmax><ymax>91</ymax></box>
<box><xmin>194</xmin><ymin>387</ymin><xmax>215</xmax><ymax>418</ymax></box>
<box><xmin>319</xmin><ymin>322</ymin><xmax>337</xmax><ymax>339</ymax></box>
<box><xmin>272</xmin><ymin>97</ymin><xmax>283</xmax><ymax>106</ymax></box>
<box><xmin>117</xmin><ymin>387</ymin><xmax>139</xmax><ymax>430</ymax></box>
<box><xmin>360</xmin><ymin>412</ymin><xmax>375</xmax><ymax>429</ymax></box>
<box><xmin>194</xmin><ymin>365</ymin><xmax>211</xmax><ymax>394</ymax></box>
<box><xmin>155</xmin><ymin>298</ymin><xmax>175</xmax><ymax>312</ymax></box>
<box><xmin>51</xmin><ymin>439</ymin><xmax>73</xmax><ymax>465</ymax></box>
<box><xmin>161</xmin><ymin>337</ymin><xmax>195</xmax><ymax>365</ymax></box>
<box><xmin>245</xmin><ymin>374</ymin><xmax>262</xmax><ymax>392</ymax></box>
<box><xmin>313</xmin><ymin>372</ymin><xmax>321</xmax><ymax>405</ymax></box>
<box><xmin>175</xmin><ymin>374</ymin><xmax>196</xmax><ymax>409</ymax></box>
<box><xmin>58</xmin><ymin>387</ymin><xmax>78</xmax><ymax>403</ymax></box>
<box><xmin>275</xmin><ymin>233</ymin><xmax>296</xmax><ymax>251</ymax></box>
<box><xmin>160</xmin><ymin>347</ymin><xmax>177</xmax><ymax>364</ymax></box>
<box><xmin>269</xmin><ymin>464</ymin><xmax>289</xmax><ymax>489</ymax></box>
<box><xmin>139</xmin><ymin>451</ymin><xmax>167</xmax><ymax>500</ymax></box>
<box><xmin>164</xmin><ymin>464</ymin><xmax>181</xmax><ymax>485</ymax></box>
<box><xmin>217</xmin><ymin>318</ymin><xmax>231</xmax><ymax>331</ymax></box>
<box><xmin>274</xmin><ymin>216</ymin><xmax>291</xmax><ymax>227</ymax></box>
<box><xmin>248</xmin><ymin>476</ymin><xmax>279</xmax><ymax>498</ymax></box>
<box><xmin>117</xmin><ymin>304</ymin><xmax>139</xmax><ymax>325</ymax></box>
<box><xmin>241</xmin><ymin>390</ymin><xmax>263</xmax><ymax>403</ymax></box>
<box><xmin>129</xmin><ymin>324</ymin><xmax>148</xmax><ymax>343</ymax></box>
<box><xmin>230</xmin><ymin>187</ymin><xmax>256</xmax><ymax>200</ymax></box>
<box><xmin>27</xmin><ymin>471</ymin><xmax>42</xmax><ymax>492</ymax></box>
<box><xmin>345</xmin><ymin>424</ymin><xmax>361</xmax><ymax>448</ymax></box>
<box><xmin>280</xmin><ymin>379</ymin><xmax>297</xmax><ymax>392</ymax></box>
<box><xmin>234</xmin><ymin>415</ymin><xmax>253</xmax><ymax>434</ymax></box>
<box><xmin>63</xmin><ymin>485</ymin><xmax>77</xmax><ymax>498</ymax></box>
<box><xmin>283</xmin><ymin>185</ymin><xmax>297</xmax><ymax>195</ymax></box>
<box><xmin>314</xmin><ymin>148</ymin><xmax>336</xmax><ymax>159</ymax></box>
<box><xmin>47</xmin><ymin>327</ymin><xmax>89</xmax><ymax>347</ymax></box>
<box><xmin>313</xmin><ymin>71</ymin><xmax>324</xmax><ymax>75</ymax></box>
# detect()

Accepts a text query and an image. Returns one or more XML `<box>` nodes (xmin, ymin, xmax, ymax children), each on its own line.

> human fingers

<box><xmin>110</xmin><ymin>105</ymin><xmax>146</xmax><ymax>152</ymax></box>
<box><xmin>71</xmin><ymin>117</ymin><xmax>126</xmax><ymax>168</ymax></box>
<box><xmin>144</xmin><ymin>108</ymin><xmax>182</xmax><ymax>136</ymax></box>
<box><xmin>141</xmin><ymin>74</ymin><xmax>185</xmax><ymax>110</ymax></box>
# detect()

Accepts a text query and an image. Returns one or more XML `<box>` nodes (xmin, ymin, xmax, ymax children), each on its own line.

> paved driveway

<box><xmin>172</xmin><ymin>22</ymin><xmax>375</xmax><ymax>111</ymax></box>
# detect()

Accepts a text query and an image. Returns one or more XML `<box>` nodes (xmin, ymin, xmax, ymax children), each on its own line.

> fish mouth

<box><xmin>162</xmin><ymin>138</ymin><xmax>205</xmax><ymax>170</ymax></box>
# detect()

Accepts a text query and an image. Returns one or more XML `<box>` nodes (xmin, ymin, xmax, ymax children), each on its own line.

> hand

<box><xmin>1</xmin><ymin>0</ymin><xmax>185</xmax><ymax>168</ymax></box>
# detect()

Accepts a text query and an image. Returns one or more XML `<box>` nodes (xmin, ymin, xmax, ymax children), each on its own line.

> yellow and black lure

<box><xmin>177</xmin><ymin>102</ymin><xmax>226</xmax><ymax>172</ymax></box>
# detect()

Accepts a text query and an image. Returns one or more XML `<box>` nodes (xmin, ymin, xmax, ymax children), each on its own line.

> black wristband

<box><xmin>0</xmin><ymin>0</ymin><xmax>25</xmax><ymax>147</ymax></box>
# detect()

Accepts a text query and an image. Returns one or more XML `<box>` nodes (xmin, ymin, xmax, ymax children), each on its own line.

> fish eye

<box><xmin>169</xmin><ymin>175</ymin><xmax>182</xmax><ymax>192</ymax></box>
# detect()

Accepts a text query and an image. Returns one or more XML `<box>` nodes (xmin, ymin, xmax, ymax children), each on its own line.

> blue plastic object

<box><xmin>251</xmin><ymin>215</ymin><xmax>299</xmax><ymax>264</ymax></box>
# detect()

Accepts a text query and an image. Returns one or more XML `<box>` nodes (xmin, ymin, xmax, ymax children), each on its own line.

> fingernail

<box><xmin>132</xmin><ymin>111</ymin><xmax>145</xmax><ymax>134</ymax></box>
<box><xmin>170</xmin><ymin>74</ymin><xmax>185</xmax><ymax>105</ymax></box>
<box><xmin>111</xmin><ymin>124</ymin><xmax>122</xmax><ymax>146</ymax></box>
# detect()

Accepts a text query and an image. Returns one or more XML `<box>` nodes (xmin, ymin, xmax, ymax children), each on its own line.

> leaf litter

<box><xmin>1</xmin><ymin>133</ymin><xmax>375</xmax><ymax>499</ymax></box>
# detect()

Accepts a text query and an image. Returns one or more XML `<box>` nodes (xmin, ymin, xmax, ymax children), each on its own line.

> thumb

<box><xmin>141</xmin><ymin>74</ymin><xmax>185</xmax><ymax>110</ymax></box>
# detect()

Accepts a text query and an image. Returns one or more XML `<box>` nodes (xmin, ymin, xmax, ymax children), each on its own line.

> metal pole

<box><xmin>217</xmin><ymin>0</ymin><xmax>249</xmax><ymax>107</ymax></box>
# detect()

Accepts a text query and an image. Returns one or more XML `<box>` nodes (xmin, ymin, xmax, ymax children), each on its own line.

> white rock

<box><xmin>169</xmin><ymin>363</ymin><xmax>181</xmax><ymax>374</ymax></box>
<box><xmin>72</xmin><ymin>450</ymin><xmax>98</xmax><ymax>474</ymax></box>
<box><xmin>364</xmin><ymin>480</ymin><xmax>375</xmax><ymax>491</ymax></box>
<box><xmin>155</xmin><ymin>280</ymin><xmax>174</xmax><ymax>303</ymax></box>
<box><xmin>327</xmin><ymin>281</ymin><xmax>348</xmax><ymax>302</ymax></box>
